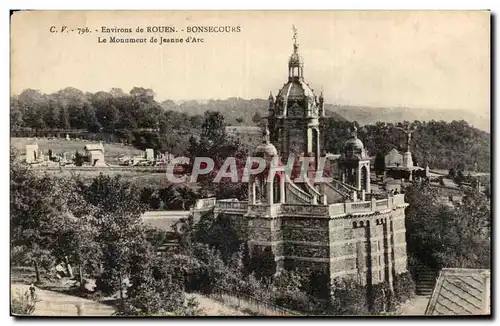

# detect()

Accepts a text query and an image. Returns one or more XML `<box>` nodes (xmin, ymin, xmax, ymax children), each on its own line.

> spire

<box><xmin>268</xmin><ymin>91</ymin><xmax>274</xmax><ymax>100</ymax></box>
<box><xmin>289</xmin><ymin>25</ymin><xmax>303</xmax><ymax>79</ymax></box>
<box><xmin>318</xmin><ymin>90</ymin><xmax>325</xmax><ymax>117</ymax></box>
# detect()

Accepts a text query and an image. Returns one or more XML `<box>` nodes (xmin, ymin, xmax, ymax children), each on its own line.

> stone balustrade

<box><xmin>215</xmin><ymin>200</ymin><xmax>248</xmax><ymax>211</ymax></box>
<box><xmin>206</xmin><ymin>194</ymin><xmax>406</xmax><ymax>218</ymax></box>
<box><xmin>281</xmin><ymin>204</ymin><xmax>329</xmax><ymax>216</ymax></box>
<box><xmin>194</xmin><ymin>197</ymin><xmax>216</xmax><ymax>210</ymax></box>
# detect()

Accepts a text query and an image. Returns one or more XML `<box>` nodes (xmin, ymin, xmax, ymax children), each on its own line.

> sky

<box><xmin>11</xmin><ymin>10</ymin><xmax>490</xmax><ymax>115</ymax></box>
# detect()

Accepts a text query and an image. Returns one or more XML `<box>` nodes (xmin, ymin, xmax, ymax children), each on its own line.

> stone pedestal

<box><xmin>402</xmin><ymin>151</ymin><xmax>413</xmax><ymax>169</ymax></box>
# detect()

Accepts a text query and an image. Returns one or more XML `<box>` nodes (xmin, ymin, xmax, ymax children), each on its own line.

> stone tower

<box><xmin>204</xmin><ymin>27</ymin><xmax>410</xmax><ymax>305</ymax></box>
<box><xmin>268</xmin><ymin>26</ymin><xmax>323</xmax><ymax>165</ymax></box>
<box><xmin>338</xmin><ymin>124</ymin><xmax>371</xmax><ymax>200</ymax></box>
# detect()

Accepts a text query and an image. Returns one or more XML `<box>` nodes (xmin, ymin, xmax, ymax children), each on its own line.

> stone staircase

<box><xmin>414</xmin><ymin>265</ymin><xmax>438</xmax><ymax>296</ymax></box>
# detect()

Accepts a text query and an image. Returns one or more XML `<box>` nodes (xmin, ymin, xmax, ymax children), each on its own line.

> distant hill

<box><xmin>163</xmin><ymin>98</ymin><xmax>348</xmax><ymax>125</ymax></box>
<box><xmin>321</xmin><ymin>118</ymin><xmax>491</xmax><ymax>173</ymax></box>
<box><xmin>162</xmin><ymin>98</ymin><xmax>269</xmax><ymax>126</ymax></box>
<box><xmin>326</xmin><ymin>105</ymin><xmax>490</xmax><ymax>133</ymax></box>
<box><xmin>165</xmin><ymin>99</ymin><xmax>489</xmax><ymax>132</ymax></box>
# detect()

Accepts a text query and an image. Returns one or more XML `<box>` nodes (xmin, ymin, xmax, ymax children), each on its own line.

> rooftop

<box><xmin>425</xmin><ymin>268</ymin><xmax>490</xmax><ymax>316</ymax></box>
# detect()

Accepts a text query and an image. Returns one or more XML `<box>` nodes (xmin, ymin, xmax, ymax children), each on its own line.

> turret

<box><xmin>319</xmin><ymin>92</ymin><xmax>325</xmax><ymax>117</ymax></box>
<box><xmin>268</xmin><ymin>91</ymin><xmax>275</xmax><ymax>117</ymax></box>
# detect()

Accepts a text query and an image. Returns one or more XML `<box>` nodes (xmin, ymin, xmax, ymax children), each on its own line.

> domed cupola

<box><xmin>344</xmin><ymin>124</ymin><xmax>367</xmax><ymax>159</ymax></box>
<box><xmin>273</xmin><ymin>25</ymin><xmax>320</xmax><ymax>118</ymax></box>
<box><xmin>338</xmin><ymin>123</ymin><xmax>372</xmax><ymax>195</ymax></box>
<box><xmin>266</xmin><ymin>25</ymin><xmax>322</xmax><ymax>163</ymax></box>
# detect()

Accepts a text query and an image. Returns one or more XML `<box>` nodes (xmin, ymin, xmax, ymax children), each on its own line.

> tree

<box><xmin>252</xmin><ymin>112</ymin><xmax>262</xmax><ymax>125</ymax></box>
<box><xmin>60</xmin><ymin>107</ymin><xmax>71</xmax><ymax>129</ymax></box>
<box><xmin>10</xmin><ymin>96</ymin><xmax>24</xmax><ymax>130</ymax></box>
<box><xmin>74</xmin><ymin>150</ymin><xmax>84</xmax><ymax>166</ymax></box>
<box><xmin>173</xmin><ymin>187</ymin><xmax>199</xmax><ymax>211</ymax></box>
<box><xmin>116</xmin><ymin>242</ymin><xmax>203</xmax><ymax>316</ymax></box>
<box><xmin>374</xmin><ymin>152</ymin><xmax>385</xmax><ymax>176</ymax></box>
<box><xmin>201</xmin><ymin>111</ymin><xmax>226</xmax><ymax>146</ymax></box>
<box><xmin>82</xmin><ymin>174</ymin><xmax>147</xmax><ymax>297</ymax></box>
<box><xmin>405</xmin><ymin>183</ymin><xmax>491</xmax><ymax>270</ymax></box>
<box><xmin>329</xmin><ymin>278</ymin><xmax>369</xmax><ymax>315</ymax></box>
<box><xmin>10</xmin><ymin>158</ymin><xmax>69</xmax><ymax>283</ymax></box>
<box><xmin>455</xmin><ymin>170</ymin><xmax>465</xmax><ymax>185</ymax></box>
<box><xmin>158</xmin><ymin>185</ymin><xmax>178</xmax><ymax>209</ymax></box>
<box><xmin>270</xmin><ymin>270</ymin><xmax>312</xmax><ymax>312</ymax></box>
<box><xmin>53</xmin><ymin>210</ymin><xmax>101</xmax><ymax>290</ymax></box>
<box><xmin>193</xmin><ymin>212</ymin><xmax>243</xmax><ymax>263</ymax></box>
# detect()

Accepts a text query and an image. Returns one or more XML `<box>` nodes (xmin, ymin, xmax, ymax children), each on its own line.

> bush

<box><xmin>370</xmin><ymin>282</ymin><xmax>395</xmax><ymax>313</ymax></box>
<box><xmin>393</xmin><ymin>272</ymin><xmax>416</xmax><ymax>304</ymax></box>
<box><xmin>329</xmin><ymin>278</ymin><xmax>369</xmax><ymax>315</ymax></box>
<box><xmin>11</xmin><ymin>289</ymin><xmax>39</xmax><ymax>316</ymax></box>
<box><xmin>273</xmin><ymin>290</ymin><xmax>313</xmax><ymax>312</ymax></box>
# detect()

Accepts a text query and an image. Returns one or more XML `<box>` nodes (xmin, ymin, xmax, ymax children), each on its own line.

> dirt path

<box><xmin>12</xmin><ymin>283</ymin><xmax>246</xmax><ymax>316</ymax></box>
<box><xmin>397</xmin><ymin>296</ymin><xmax>430</xmax><ymax>316</ymax></box>
<box><xmin>189</xmin><ymin>293</ymin><xmax>248</xmax><ymax>316</ymax></box>
<box><xmin>11</xmin><ymin>283</ymin><xmax>115</xmax><ymax>316</ymax></box>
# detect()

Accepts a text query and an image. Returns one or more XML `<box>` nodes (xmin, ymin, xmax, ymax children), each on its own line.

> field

<box><xmin>38</xmin><ymin>168</ymin><xmax>174</xmax><ymax>188</ymax></box>
<box><xmin>10</xmin><ymin>137</ymin><xmax>144</xmax><ymax>165</ymax></box>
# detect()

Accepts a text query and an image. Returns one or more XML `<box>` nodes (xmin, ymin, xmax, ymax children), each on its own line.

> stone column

<box><xmin>250</xmin><ymin>180</ymin><xmax>256</xmax><ymax>204</ymax></box>
<box><xmin>280</xmin><ymin>174</ymin><xmax>286</xmax><ymax>204</ymax></box>
<box><xmin>267</xmin><ymin>180</ymin><xmax>274</xmax><ymax>205</ymax></box>
<box><xmin>365</xmin><ymin>164</ymin><xmax>371</xmax><ymax>193</ymax></box>
<box><xmin>384</xmin><ymin>218</ymin><xmax>395</xmax><ymax>293</ymax></box>
<box><xmin>315</xmin><ymin>127</ymin><xmax>321</xmax><ymax>170</ymax></box>
<box><xmin>357</xmin><ymin>167</ymin><xmax>362</xmax><ymax>190</ymax></box>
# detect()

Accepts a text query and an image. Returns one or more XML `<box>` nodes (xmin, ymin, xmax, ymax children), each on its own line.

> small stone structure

<box><xmin>25</xmin><ymin>143</ymin><xmax>43</xmax><ymax>164</ymax></box>
<box><xmin>84</xmin><ymin>142</ymin><xmax>106</xmax><ymax>167</ymax></box>
<box><xmin>145</xmin><ymin>148</ymin><xmax>154</xmax><ymax>161</ymax></box>
<box><xmin>385</xmin><ymin>149</ymin><xmax>403</xmax><ymax>167</ymax></box>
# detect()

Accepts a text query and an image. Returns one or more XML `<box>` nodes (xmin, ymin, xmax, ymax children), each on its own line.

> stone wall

<box><xmin>217</xmin><ymin>193</ymin><xmax>409</xmax><ymax>296</ymax></box>
<box><xmin>391</xmin><ymin>207</ymin><xmax>408</xmax><ymax>274</ymax></box>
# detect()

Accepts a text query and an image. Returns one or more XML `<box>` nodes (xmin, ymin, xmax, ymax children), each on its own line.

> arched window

<box><xmin>273</xmin><ymin>174</ymin><xmax>281</xmax><ymax>204</ymax></box>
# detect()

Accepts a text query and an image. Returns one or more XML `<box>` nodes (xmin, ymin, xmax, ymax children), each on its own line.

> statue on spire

<box><xmin>394</xmin><ymin>123</ymin><xmax>419</xmax><ymax>152</ymax></box>
<box><xmin>263</xmin><ymin>121</ymin><xmax>270</xmax><ymax>144</ymax></box>
<box><xmin>350</xmin><ymin>123</ymin><xmax>358</xmax><ymax>139</ymax></box>
<box><xmin>292</xmin><ymin>25</ymin><xmax>298</xmax><ymax>52</ymax></box>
